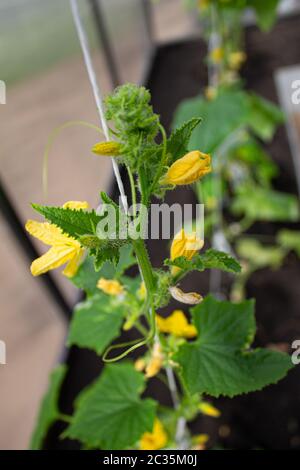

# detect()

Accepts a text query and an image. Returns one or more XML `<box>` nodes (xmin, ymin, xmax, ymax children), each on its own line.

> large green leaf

<box><xmin>247</xmin><ymin>0</ymin><xmax>280</xmax><ymax>31</ymax></box>
<box><xmin>175</xmin><ymin>296</ymin><xmax>293</xmax><ymax>397</ymax></box>
<box><xmin>165</xmin><ymin>249</ymin><xmax>241</xmax><ymax>274</ymax></box>
<box><xmin>277</xmin><ymin>230</ymin><xmax>300</xmax><ymax>257</ymax></box>
<box><xmin>246</xmin><ymin>93</ymin><xmax>284</xmax><ymax>141</ymax></box>
<box><xmin>236</xmin><ymin>238</ymin><xmax>285</xmax><ymax>270</ymax></box>
<box><xmin>167</xmin><ymin>118</ymin><xmax>202</xmax><ymax>163</ymax></box>
<box><xmin>231</xmin><ymin>185</ymin><xmax>300</xmax><ymax>222</ymax></box>
<box><xmin>64</xmin><ymin>363</ymin><xmax>157</xmax><ymax>449</ymax></box>
<box><xmin>173</xmin><ymin>89</ymin><xmax>249</xmax><ymax>154</ymax></box>
<box><xmin>233</xmin><ymin>139</ymin><xmax>278</xmax><ymax>186</ymax></box>
<box><xmin>30</xmin><ymin>365</ymin><xmax>67</xmax><ymax>449</ymax></box>
<box><xmin>67</xmin><ymin>294</ymin><xmax>125</xmax><ymax>355</ymax></box>
<box><xmin>32</xmin><ymin>204</ymin><xmax>100</xmax><ymax>240</ymax></box>
<box><xmin>173</xmin><ymin>89</ymin><xmax>283</xmax><ymax>159</ymax></box>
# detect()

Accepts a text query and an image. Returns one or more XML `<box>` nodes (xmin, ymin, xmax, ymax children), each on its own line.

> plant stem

<box><xmin>127</xmin><ymin>165</ymin><xmax>137</xmax><ymax>216</ymax></box>
<box><xmin>149</xmin><ymin>123</ymin><xmax>168</xmax><ymax>194</ymax></box>
<box><xmin>135</xmin><ymin>319</ymin><xmax>148</xmax><ymax>337</ymax></box>
<box><xmin>132</xmin><ymin>238</ymin><xmax>156</xmax><ymax>335</ymax></box>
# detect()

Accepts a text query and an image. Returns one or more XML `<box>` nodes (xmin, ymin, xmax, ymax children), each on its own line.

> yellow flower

<box><xmin>145</xmin><ymin>342</ymin><xmax>163</xmax><ymax>378</ymax></box>
<box><xmin>25</xmin><ymin>221</ymin><xmax>84</xmax><ymax>278</ymax></box>
<box><xmin>228</xmin><ymin>51</ymin><xmax>246</xmax><ymax>70</ymax></box>
<box><xmin>199</xmin><ymin>401</ymin><xmax>221</xmax><ymax>418</ymax></box>
<box><xmin>97</xmin><ymin>278</ymin><xmax>124</xmax><ymax>296</ymax></box>
<box><xmin>210</xmin><ymin>47</ymin><xmax>224</xmax><ymax>64</ymax></box>
<box><xmin>170</xmin><ymin>228</ymin><xmax>204</xmax><ymax>276</ymax></box>
<box><xmin>161</xmin><ymin>151</ymin><xmax>211</xmax><ymax>186</ymax></box>
<box><xmin>140</xmin><ymin>419</ymin><xmax>168</xmax><ymax>450</ymax></box>
<box><xmin>169</xmin><ymin>286</ymin><xmax>203</xmax><ymax>305</ymax></box>
<box><xmin>171</xmin><ymin>228</ymin><xmax>204</xmax><ymax>262</ymax></box>
<box><xmin>62</xmin><ymin>201</ymin><xmax>89</xmax><ymax>210</ymax></box>
<box><xmin>156</xmin><ymin>310</ymin><xmax>197</xmax><ymax>338</ymax></box>
<box><xmin>134</xmin><ymin>358</ymin><xmax>146</xmax><ymax>372</ymax></box>
<box><xmin>92</xmin><ymin>141</ymin><xmax>121</xmax><ymax>156</ymax></box>
<box><xmin>195</xmin><ymin>434</ymin><xmax>210</xmax><ymax>445</ymax></box>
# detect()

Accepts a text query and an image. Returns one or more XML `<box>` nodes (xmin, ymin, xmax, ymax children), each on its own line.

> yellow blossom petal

<box><xmin>140</xmin><ymin>419</ymin><xmax>168</xmax><ymax>450</ymax></box>
<box><xmin>228</xmin><ymin>51</ymin><xmax>246</xmax><ymax>70</ymax></box>
<box><xmin>62</xmin><ymin>201</ymin><xmax>90</xmax><ymax>210</ymax></box>
<box><xmin>199</xmin><ymin>402</ymin><xmax>221</xmax><ymax>418</ymax></box>
<box><xmin>62</xmin><ymin>248</ymin><xmax>85</xmax><ymax>278</ymax></box>
<box><xmin>156</xmin><ymin>310</ymin><xmax>197</xmax><ymax>338</ymax></box>
<box><xmin>171</xmin><ymin>228</ymin><xmax>204</xmax><ymax>261</ymax></box>
<box><xmin>161</xmin><ymin>151</ymin><xmax>211</xmax><ymax>186</ymax></box>
<box><xmin>26</xmin><ymin>211</ymin><xmax>84</xmax><ymax>278</ymax></box>
<box><xmin>169</xmin><ymin>286</ymin><xmax>203</xmax><ymax>305</ymax></box>
<box><xmin>195</xmin><ymin>433</ymin><xmax>210</xmax><ymax>445</ymax></box>
<box><xmin>25</xmin><ymin>220</ymin><xmax>69</xmax><ymax>246</ymax></box>
<box><xmin>97</xmin><ymin>278</ymin><xmax>124</xmax><ymax>296</ymax></box>
<box><xmin>170</xmin><ymin>228</ymin><xmax>204</xmax><ymax>276</ymax></box>
<box><xmin>30</xmin><ymin>245</ymin><xmax>76</xmax><ymax>277</ymax></box>
<box><xmin>92</xmin><ymin>141</ymin><xmax>121</xmax><ymax>156</ymax></box>
<box><xmin>145</xmin><ymin>342</ymin><xmax>163</xmax><ymax>378</ymax></box>
<box><xmin>210</xmin><ymin>47</ymin><xmax>224</xmax><ymax>64</ymax></box>
<box><xmin>134</xmin><ymin>358</ymin><xmax>146</xmax><ymax>372</ymax></box>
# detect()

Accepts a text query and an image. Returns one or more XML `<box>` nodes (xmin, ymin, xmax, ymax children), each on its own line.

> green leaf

<box><xmin>277</xmin><ymin>230</ymin><xmax>300</xmax><ymax>257</ymax></box>
<box><xmin>201</xmin><ymin>249</ymin><xmax>241</xmax><ymax>273</ymax></box>
<box><xmin>67</xmin><ymin>294</ymin><xmax>124</xmax><ymax>355</ymax></box>
<box><xmin>71</xmin><ymin>257</ymin><xmax>103</xmax><ymax>295</ymax></box>
<box><xmin>165</xmin><ymin>249</ymin><xmax>241</xmax><ymax>274</ymax></box>
<box><xmin>64</xmin><ymin>363</ymin><xmax>157</xmax><ymax>449</ymax></box>
<box><xmin>174</xmin><ymin>296</ymin><xmax>293</xmax><ymax>397</ymax></box>
<box><xmin>30</xmin><ymin>365</ymin><xmax>67</xmax><ymax>450</ymax></box>
<box><xmin>173</xmin><ymin>89</ymin><xmax>249</xmax><ymax>154</ymax></box>
<box><xmin>247</xmin><ymin>0</ymin><xmax>280</xmax><ymax>31</ymax></box>
<box><xmin>91</xmin><ymin>244</ymin><xmax>120</xmax><ymax>271</ymax></box>
<box><xmin>32</xmin><ymin>204</ymin><xmax>100</xmax><ymax>240</ymax></box>
<box><xmin>234</xmin><ymin>139</ymin><xmax>278</xmax><ymax>186</ymax></box>
<box><xmin>236</xmin><ymin>238</ymin><xmax>285</xmax><ymax>270</ymax></box>
<box><xmin>114</xmin><ymin>244</ymin><xmax>137</xmax><ymax>276</ymax></box>
<box><xmin>72</xmin><ymin>246</ymin><xmax>136</xmax><ymax>296</ymax></box>
<box><xmin>231</xmin><ymin>185</ymin><xmax>300</xmax><ymax>222</ymax></box>
<box><xmin>246</xmin><ymin>93</ymin><xmax>284</xmax><ymax>141</ymax></box>
<box><xmin>167</xmin><ymin>118</ymin><xmax>202</xmax><ymax>163</ymax></box>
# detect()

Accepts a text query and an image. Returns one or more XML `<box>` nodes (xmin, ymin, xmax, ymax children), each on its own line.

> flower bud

<box><xmin>199</xmin><ymin>402</ymin><xmax>221</xmax><ymax>418</ymax></box>
<box><xmin>161</xmin><ymin>151</ymin><xmax>211</xmax><ymax>186</ymax></box>
<box><xmin>92</xmin><ymin>141</ymin><xmax>121</xmax><ymax>156</ymax></box>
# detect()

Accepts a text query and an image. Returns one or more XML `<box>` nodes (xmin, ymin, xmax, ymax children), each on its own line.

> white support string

<box><xmin>69</xmin><ymin>0</ymin><xmax>128</xmax><ymax>213</ymax></box>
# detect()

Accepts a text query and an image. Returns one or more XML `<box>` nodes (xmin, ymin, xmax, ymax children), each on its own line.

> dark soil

<box><xmin>46</xmin><ymin>16</ymin><xmax>300</xmax><ymax>450</ymax></box>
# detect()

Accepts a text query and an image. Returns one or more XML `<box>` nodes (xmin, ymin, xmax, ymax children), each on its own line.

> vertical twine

<box><xmin>69</xmin><ymin>0</ymin><xmax>128</xmax><ymax>213</ymax></box>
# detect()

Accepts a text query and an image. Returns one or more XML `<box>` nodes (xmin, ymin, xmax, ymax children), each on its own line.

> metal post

<box><xmin>0</xmin><ymin>179</ymin><xmax>72</xmax><ymax>319</ymax></box>
<box><xmin>87</xmin><ymin>0</ymin><xmax>121</xmax><ymax>88</ymax></box>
